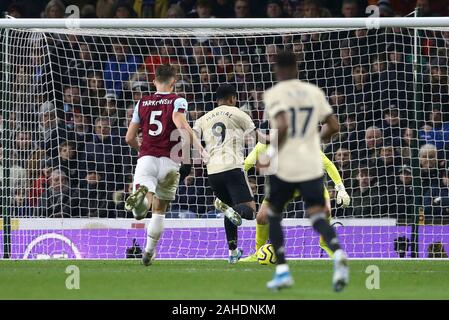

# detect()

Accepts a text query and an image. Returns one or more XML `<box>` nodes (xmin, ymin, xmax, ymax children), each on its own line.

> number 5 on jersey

<box><xmin>149</xmin><ymin>110</ymin><xmax>163</xmax><ymax>136</ymax></box>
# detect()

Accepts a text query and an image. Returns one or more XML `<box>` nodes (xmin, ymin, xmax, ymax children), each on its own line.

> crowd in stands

<box><xmin>1</xmin><ymin>0</ymin><xmax>449</xmax><ymax>222</ymax></box>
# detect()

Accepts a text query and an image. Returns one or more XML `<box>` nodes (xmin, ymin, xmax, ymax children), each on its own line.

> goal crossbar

<box><xmin>1</xmin><ymin>17</ymin><xmax>449</xmax><ymax>29</ymax></box>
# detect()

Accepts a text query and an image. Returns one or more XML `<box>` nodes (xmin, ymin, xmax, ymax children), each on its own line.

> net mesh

<box><xmin>1</xmin><ymin>25</ymin><xmax>449</xmax><ymax>259</ymax></box>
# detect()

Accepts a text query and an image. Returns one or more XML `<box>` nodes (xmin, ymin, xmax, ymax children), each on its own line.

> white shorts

<box><xmin>133</xmin><ymin>156</ymin><xmax>180</xmax><ymax>201</ymax></box>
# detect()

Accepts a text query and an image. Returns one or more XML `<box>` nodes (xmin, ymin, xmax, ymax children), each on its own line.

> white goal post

<box><xmin>1</xmin><ymin>17</ymin><xmax>449</xmax><ymax>259</ymax></box>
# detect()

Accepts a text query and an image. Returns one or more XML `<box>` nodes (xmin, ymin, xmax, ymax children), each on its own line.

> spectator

<box><xmin>79</xmin><ymin>170</ymin><xmax>112</xmax><ymax>218</ymax></box>
<box><xmin>50</xmin><ymin>140</ymin><xmax>84</xmax><ymax>188</ymax></box>
<box><xmin>419</xmin><ymin>106</ymin><xmax>449</xmax><ymax>155</ymax></box>
<box><xmin>41</xmin><ymin>169</ymin><xmax>82</xmax><ymax>217</ymax></box>
<box><xmin>266</xmin><ymin>0</ymin><xmax>284</xmax><ymax>18</ymax></box>
<box><xmin>423</xmin><ymin>169</ymin><xmax>449</xmax><ymax>217</ymax></box>
<box><xmin>27</xmin><ymin>149</ymin><xmax>49</xmax><ymax>208</ymax></box>
<box><xmin>43</xmin><ymin>0</ymin><xmax>65</xmax><ymax>18</ymax></box>
<box><xmin>84</xmin><ymin>117</ymin><xmax>125</xmax><ymax>190</ymax></box>
<box><xmin>166</xmin><ymin>4</ymin><xmax>186</xmax><ymax>18</ymax></box>
<box><xmin>393</xmin><ymin>165</ymin><xmax>415</xmax><ymax>221</ymax></box>
<box><xmin>239</xmin><ymin>86</ymin><xmax>265</xmax><ymax>126</ymax></box>
<box><xmin>351</xmin><ymin>167</ymin><xmax>383</xmax><ymax>217</ymax></box>
<box><xmin>193</xmin><ymin>65</ymin><xmax>217</xmax><ymax>111</ymax></box>
<box><xmin>7</xmin><ymin>3</ymin><xmax>25</xmax><ymax>18</ymax></box>
<box><xmin>96</xmin><ymin>0</ymin><xmax>116</xmax><ymax>18</ymax></box>
<box><xmin>188</xmin><ymin>0</ymin><xmax>214</xmax><ymax>18</ymax></box>
<box><xmin>382</xmin><ymin>106</ymin><xmax>403</xmax><ymax>146</ymax></box>
<box><xmin>341</xmin><ymin>0</ymin><xmax>360</xmax><ymax>17</ymax></box>
<box><xmin>62</xmin><ymin>85</ymin><xmax>82</xmax><ymax>130</ymax></box>
<box><xmin>234</xmin><ymin>0</ymin><xmax>251</xmax><ymax>18</ymax></box>
<box><xmin>423</xmin><ymin>63</ymin><xmax>449</xmax><ymax>111</ymax></box>
<box><xmin>0</xmin><ymin>148</ymin><xmax>27</xmax><ymax>190</ymax></box>
<box><xmin>334</xmin><ymin>147</ymin><xmax>357</xmax><ymax>191</ymax></box>
<box><xmin>72</xmin><ymin>110</ymin><xmax>94</xmax><ymax>151</ymax></box>
<box><xmin>347</xmin><ymin>65</ymin><xmax>371</xmax><ymax>110</ymax></box>
<box><xmin>14</xmin><ymin>131</ymin><xmax>35</xmax><ymax>168</ymax></box>
<box><xmin>84</xmin><ymin>71</ymin><xmax>106</xmax><ymax>116</ymax></box>
<box><xmin>103</xmin><ymin>40</ymin><xmax>142</xmax><ymax>98</ymax></box>
<box><xmin>419</xmin><ymin>143</ymin><xmax>441</xmax><ymax>189</ymax></box>
<box><xmin>376</xmin><ymin>144</ymin><xmax>399</xmax><ymax>193</ymax></box>
<box><xmin>38</xmin><ymin>101</ymin><xmax>74</xmax><ymax>159</ymax></box>
<box><xmin>400</xmin><ymin>127</ymin><xmax>415</xmax><ymax>165</ymax></box>
<box><xmin>12</xmin><ymin>188</ymin><xmax>33</xmax><ymax>217</ymax></box>
<box><xmin>114</xmin><ymin>0</ymin><xmax>137</xmax><ymax>18</ymax></box>
<box><xmin>358</xmin><ymin>126</ymin><xmax>383</xmax><ymax>166</ymax></box>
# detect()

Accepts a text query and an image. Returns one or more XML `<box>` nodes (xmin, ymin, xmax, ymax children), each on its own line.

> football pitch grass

<box><xmin>0</xmin><ymin>260</ymin><xmax>448</xmax><ymax>300</ymax></box>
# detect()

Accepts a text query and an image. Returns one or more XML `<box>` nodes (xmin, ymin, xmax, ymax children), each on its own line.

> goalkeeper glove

<box><xmin>335</xmin><ymin>183</ymin><xmax>350</xmax><ymax>207</ymax></box>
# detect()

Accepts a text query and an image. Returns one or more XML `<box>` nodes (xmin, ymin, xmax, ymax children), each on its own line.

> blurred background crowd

<box><xmin>2</xmin><ymin>0</ymin><xmax>449</xmax><ymax>19</ymax></box>
<box><xmin>1</xmin><ymin>0</ymin><xmax>449</xmax><ymax>222</ymax></box>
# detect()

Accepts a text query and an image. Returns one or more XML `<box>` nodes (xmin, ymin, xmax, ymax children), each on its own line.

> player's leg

<box><xmin>240</xmin><ymin>200</ymin><xmax>269</xmax><ymax>262</ymax></box>
<box><xmin>125</xmin><ymin>156</ymin><xmax>157</xmax><ymax>220</ymax></box>
<box><xmin>226</xmin><ymin>169</ymin><xmax>257</xmax><ymax>221</ymax></box>
<box><xmin>142</xmin><ymin>197</ymin><xmax>170</xmax><ymax>266</ymax></box>
<box><xmin>208</xmin><ymin>171</ymin><xmax>242</xmax><ymax>263</ymax></box>
<box><xmin>300</xmin><ymin>177</ymin><xmax>348</xmax><ymax>292</ymax></box>
<box><xmin>319</xmin><ymin>187</ymin><xmax>335</xmax><ymax>258</ymax></box>
<box><xmin>265</xmin><ymin>175</ymin><xmax>295</xmax><ymax>290</ymax></box>
<box><xmin>142</xmin><ymin>157</ymin><xmax>180</xmax><ymax>266</ymax></box>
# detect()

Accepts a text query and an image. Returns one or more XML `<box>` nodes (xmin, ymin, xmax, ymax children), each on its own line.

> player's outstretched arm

<box><xmin>321</xmin><ymin>151</ymin><xmax>350</xmax><ymax>207</ymax></box>
<box><xmin>125</xmin><ymin>122</ymin><xmax>141</xmax><ymax>151</ymax></box>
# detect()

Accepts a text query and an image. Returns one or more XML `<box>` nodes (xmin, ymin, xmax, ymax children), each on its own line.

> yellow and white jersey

<box><xmin>264</xmin><ymin>79</ymin><xmax>333</xmax><ymax>183</ymax></box>
<box><xmin>193</xmin><ymin>105</ymin><xmax>256</xmax><ymax>175</ymax></box>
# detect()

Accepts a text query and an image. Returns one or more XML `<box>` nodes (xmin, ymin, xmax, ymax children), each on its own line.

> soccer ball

<box><xmin>257</xmin><ymin>244</ymin><xmax>277</xmax><ymax>265</ymax></box>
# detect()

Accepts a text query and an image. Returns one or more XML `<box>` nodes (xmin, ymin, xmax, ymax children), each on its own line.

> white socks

<box><xmin>276</xmin><ymin>264</ymin><xmax>289</xmax><ymax>274</ymax></box>
<box><xmin>145</xmin><ymin>214</ymin><xmax>165</xmax><ymax>253</ymax></box>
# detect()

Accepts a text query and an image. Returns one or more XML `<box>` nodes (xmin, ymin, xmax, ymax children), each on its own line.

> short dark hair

<box><xmin>275</xmin><ymin>50</ymin><xmax>297</xmax><ymax>68</ymax></box>
<box><xmin>155</xmin><ymin>64</ymin><xmax>176</xmax><ymax>83</ymax></box>
<box><xmin>216</xmin><ymin>84</ymin><xmax>237</xmax><ymax>101</ymax></box>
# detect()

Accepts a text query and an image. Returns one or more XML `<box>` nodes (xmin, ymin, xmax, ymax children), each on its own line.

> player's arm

<box><xmin>273</xmin><ymin>111</ymin><xmax>289</xmax><ymax>149</ymax></box>
<box><xmin>172</xmin><ymin>111</ymin><xmax>208</xmax><ymax>161</ymax></box>
<box><xmin>320</xmin><ymin>114</ymin><xmax>339</xmax><ymax>142</ymax></box>
<box><xmin>321</xmin><ymin>151</ymin><xmax>350</xmax><ymax>207</ymax></box>
<box><xmin>125</xmin><ymin>102</ymin><xmax>141</xmax><ymax>151</ymax></box>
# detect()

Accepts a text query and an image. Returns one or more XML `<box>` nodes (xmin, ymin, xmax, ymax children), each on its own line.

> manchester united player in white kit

<box><xmin>263</xmin><ymin>51</ymin><xmax>349</xmax><ymax>291</ymax></box>
<box><xmin>125</xmin><ymin>64</ymin><xmax>206</xmax><ymax>266</ymax></box>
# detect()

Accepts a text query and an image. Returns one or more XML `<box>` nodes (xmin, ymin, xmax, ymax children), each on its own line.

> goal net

<box><xmin>1</xmin><ymin>22</ymin><xmax>449</xmax><ymax>259</ymax></box>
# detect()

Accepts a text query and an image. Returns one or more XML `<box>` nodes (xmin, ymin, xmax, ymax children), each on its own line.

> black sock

<box><xmin>268</xmin><ymin>213</ymin><xmax>286</xmax><ymax>265</ymax></box>
<box><xmin>311</xmin><ymin>213</ymin><xmax>341</xmax><ymax>252</ymax></box>
<box><xmin>233</xmin><ymin>204</ymin><xmax>255</xmax><ymax>220</ymax></box>
<box><xmin>224</xmin><ymin>217</ymin><xmax>238</xmax><ymax>250</ymax></box>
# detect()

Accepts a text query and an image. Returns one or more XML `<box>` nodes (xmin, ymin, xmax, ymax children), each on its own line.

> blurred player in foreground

<box><xmin>263</xmin><ymin>51</ymin><xmax>349</xmax><ymax>291</ymax></box>
<box><xmin>241</xmin><ymin>144</ymin><xmax>350</xmax><ymax>261</ymax></box>
<box><xmin>193</xmin><ymin>84</ymin><xmax>269</xmax><ymax>264</ymax></box>
<box><xmin>125</xmin><ymin>64</ymin><xmax>206</xmax><ymax>266</ymax></box>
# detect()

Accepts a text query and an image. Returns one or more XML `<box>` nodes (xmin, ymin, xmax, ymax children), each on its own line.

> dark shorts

<box><xmin>208</xmin><ymin>168</ymin><xmax>254</xmax><ymax>207</ymax></box>
<box><xmin>265</xmin><ymin>175</ymin><xmax>325</xmax><ymax>213</ymax></box>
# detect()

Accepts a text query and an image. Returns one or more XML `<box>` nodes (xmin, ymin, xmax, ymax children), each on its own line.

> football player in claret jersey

<box><xmin>263</xmin><ymin>51</ymin><xmax>349</xmax><ymax>291</ymax></box>
<box><xmin>193</xmin><ymin>84</ymin><xmax>269</xmax><ymax>264</ymax></box>
<box><xmin>125</xmin><ymin>64</ymin><xmax>206</xmax><ymax>266</ymax></box>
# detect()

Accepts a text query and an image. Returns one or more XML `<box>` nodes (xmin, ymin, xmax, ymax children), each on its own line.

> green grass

<box><xmin>0</xmin><ymin>260</ymin><xmax>448</xmax><ymax>299</ymax></box>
